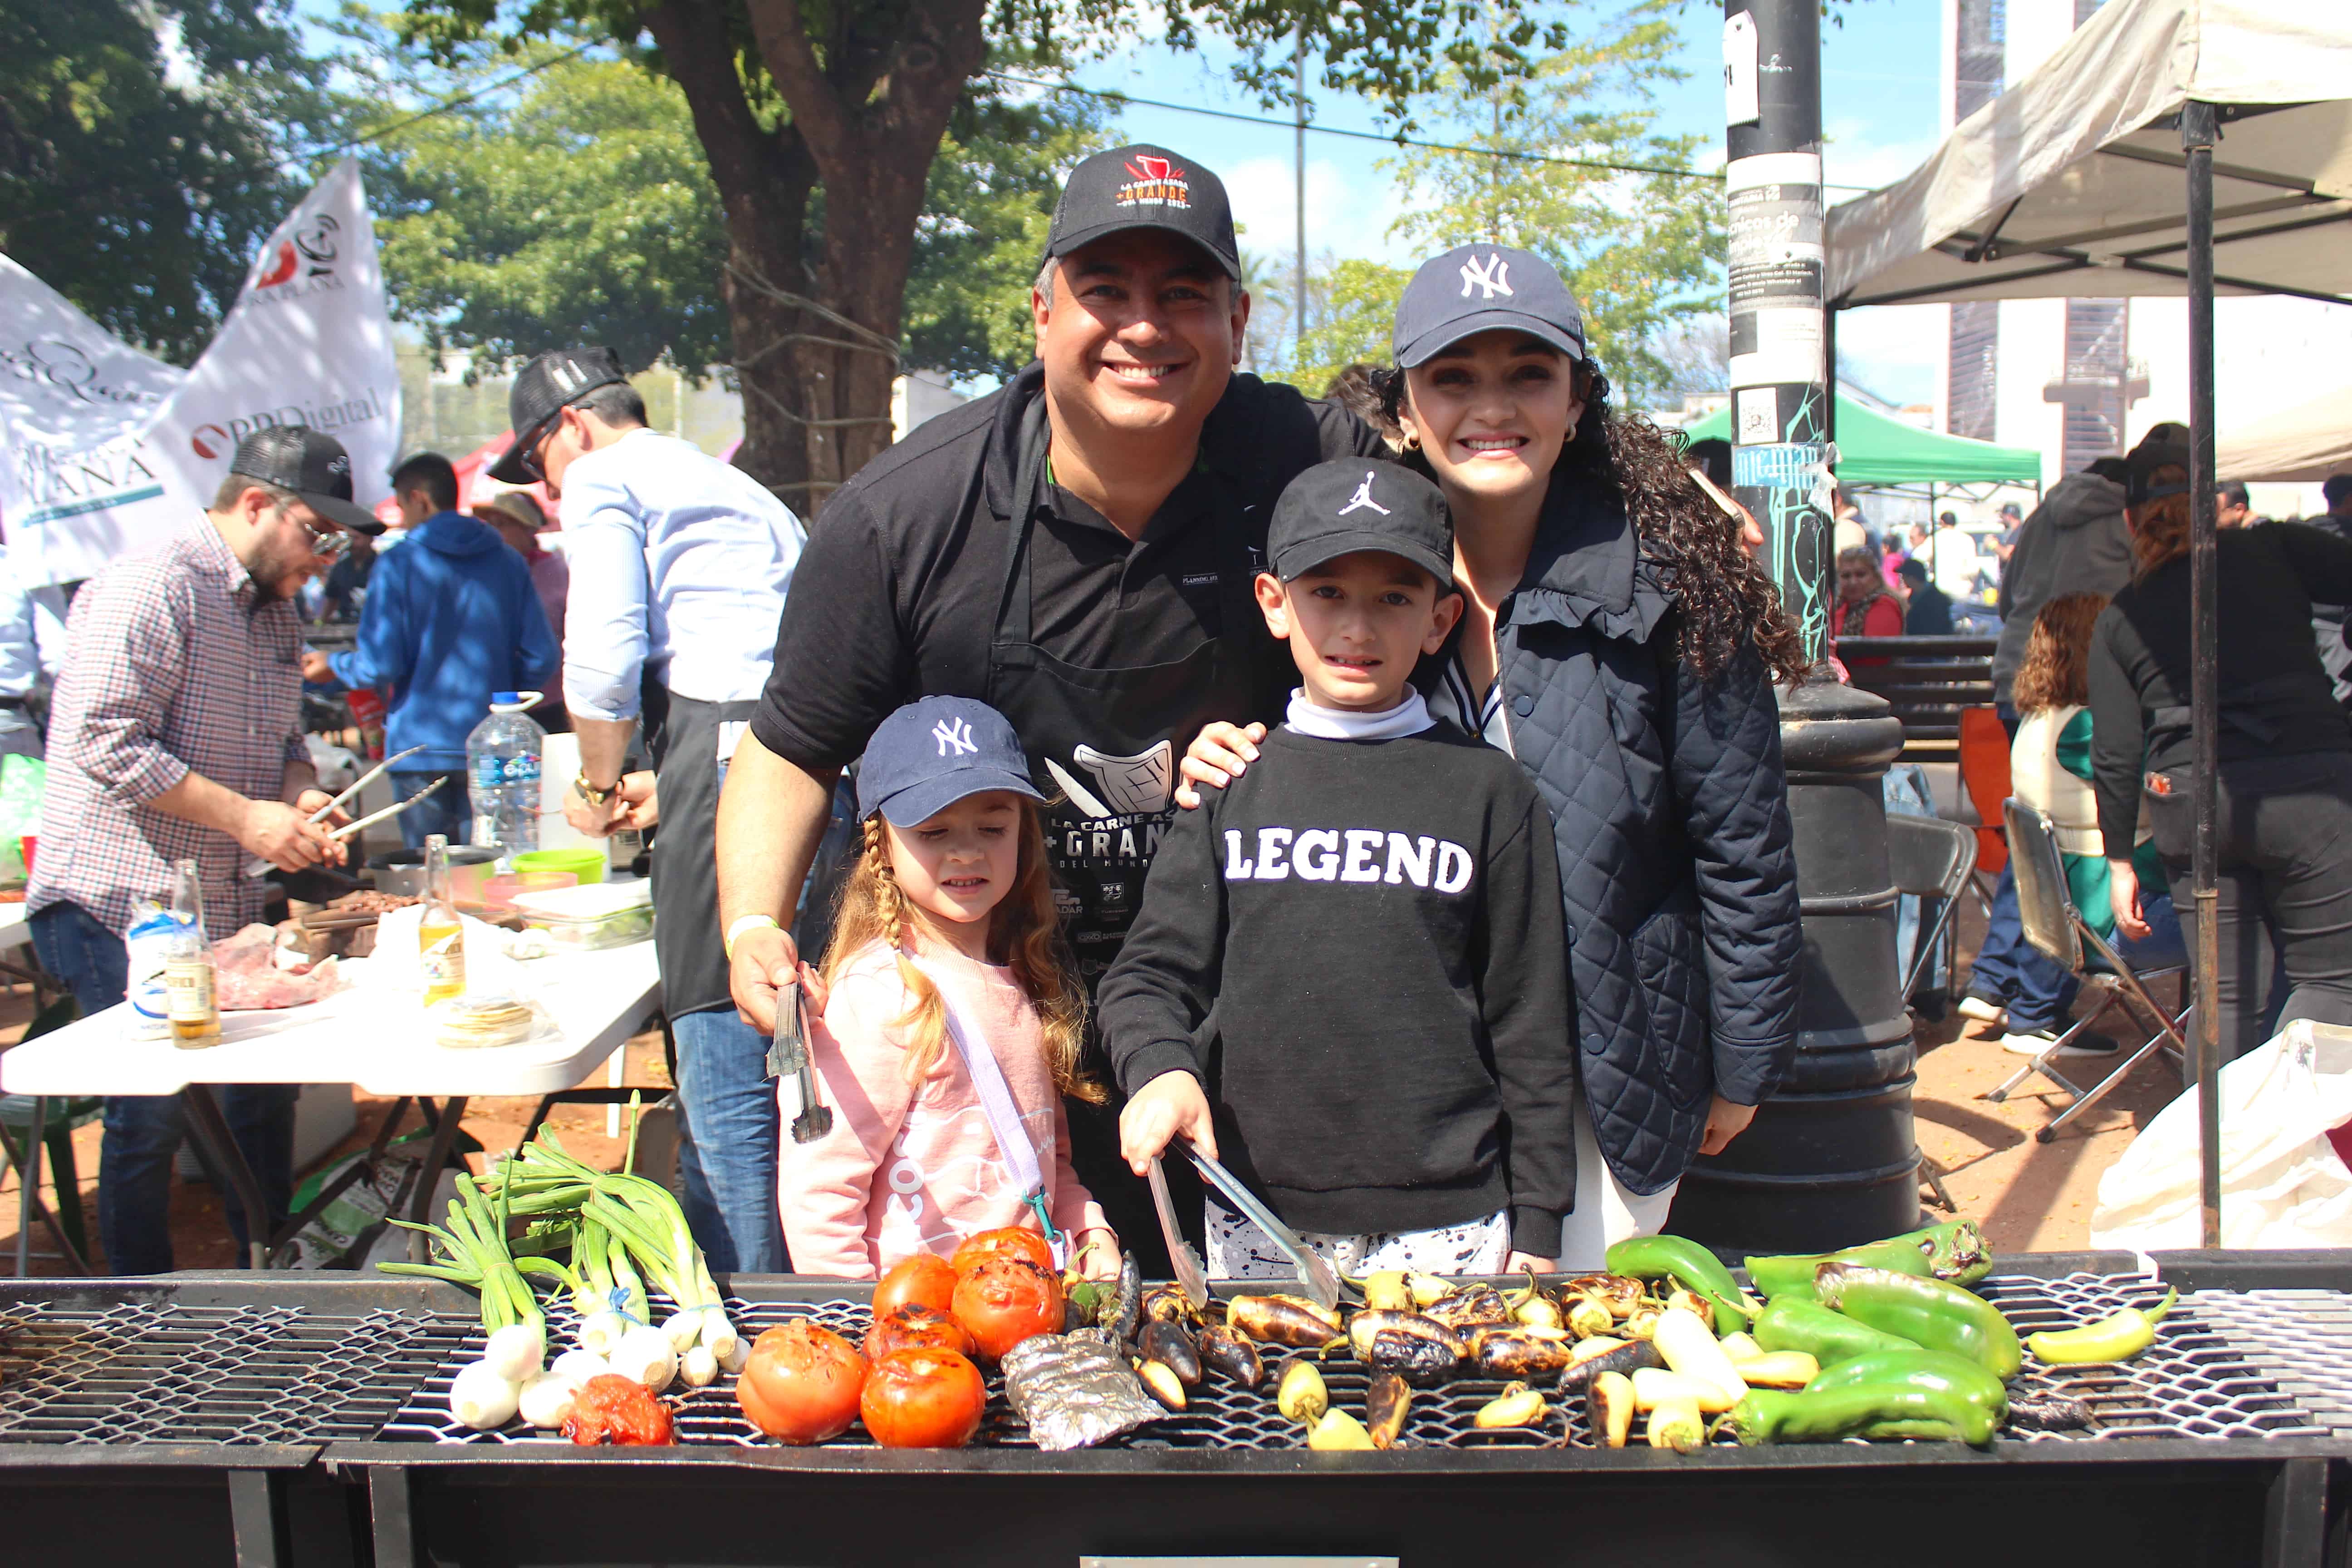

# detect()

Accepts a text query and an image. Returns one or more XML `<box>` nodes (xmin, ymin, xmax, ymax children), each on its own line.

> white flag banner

<box><xmin>0</xmin><ymin>157</ymin><xmax>402</xmax><ymax>586</ymax></box>
<box><xmin>0</xmin><ymin>259</ymin><xmax>190</xmax><ymax>584</ymax></box>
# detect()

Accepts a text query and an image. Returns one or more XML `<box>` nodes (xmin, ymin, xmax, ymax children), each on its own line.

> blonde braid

<box><xmin>864</xmin><ymin>814</ymin><xmax>907</xmax><ymax>952</ymax></box>
<box><xmin>849</xmin><ymin>811</ymin><xmax>949</xmax><ymax>1083</ymax></box>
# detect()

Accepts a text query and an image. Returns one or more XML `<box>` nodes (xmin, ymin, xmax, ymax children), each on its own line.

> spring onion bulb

<box><xmin>698</xmin><ymin>1309</ymin><xmax>739</xmax><ymax>1362</ymax></box>
<box><xmin>661</xmin><ymin>1309</ymin><xmax>703</xmax><ymax>1354</ymax></box>
<box><xmin>612</xmin><ymin>1323</ymin><xmax>678</xmax><ymax>1392</ymax></box>
<box><xmin>718</xmin><ymin>1336</ymin><xmax>752</xmax><ymax>1376</ymax></box>
<box><xmin>485</xmin><ymin>1322</ymin><xmax>546</xmax><ymax>1384</ymax></box>
<box><xmin>578</xmin><ymin>1310</ymin><xmax>629</xmax><ymax>1359</ymax></box>
<box><xmin>450</xmin><ymin>1361</ymin><xmax>520</xmax><ymax>1431</ymax></box>
<box><xmin>517</xmin><ymin>1370</ymin><xmax>578</xmax><ymax>1430</ymax></box>
<box><xmin>679</xmin><ymin>1345</ymin><xmax>719</xmax><ymax>1389</ymax></box>
<box><xmin>549</xmin><ymin>1348</ymin><xmax>611</xmax><ymax>1386</ymax></box>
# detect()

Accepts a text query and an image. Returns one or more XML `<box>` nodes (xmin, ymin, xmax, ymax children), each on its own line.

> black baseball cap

<box><xmin>488</xmin><ymin>347</ymin><xmax>630</xmax><ymax>484</ymax></box>
<box><xmin>1393</xmin><ymin>244</ymin><xmax>1587</xmax><ymax>369</ymax></box>
<box><xmin>2124</xmin><ymin>440</ymin><xmax>2193</xmax><ymax>508</ymax></box>
<box><xmin>1268</xmin><ymin>460</ymin><xmax>1454</xmax><ymax>593</ymax></box>
<box><xmin>857</xmin><ymin>696</ymin><xmax>1046</xmax><ymax>828</ymax></box>
<box><xmin>228</xmin><ymin>427</ymin><xmax>384</xmax><ymax>534</ymax></box>
<box><xmin>1043</xmin><ymin>144</ymin><xmax>1240</xmax><ymax>281</ymax></box>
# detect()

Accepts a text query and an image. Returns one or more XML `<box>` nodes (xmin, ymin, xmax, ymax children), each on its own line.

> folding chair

<box><xmin>1985</xmin><ymin>799</ymin><xmax>2190</xmax><ymax>1143</ymax></box>
<box><xmin>1955</xmin><ymin>706</ymin><xmax>2011</xmax><ymax>921</ymax></box>
<box><xmin>1886</xmin><ymin>812</ymin><xmax>1975</xmax><ymax>1210</ymax></box>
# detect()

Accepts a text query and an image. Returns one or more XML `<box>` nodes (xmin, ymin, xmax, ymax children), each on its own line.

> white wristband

<box><xmin>724</xmin><ymin>914</ymin><xmax>781</xmax><ymax>960</ymax></box>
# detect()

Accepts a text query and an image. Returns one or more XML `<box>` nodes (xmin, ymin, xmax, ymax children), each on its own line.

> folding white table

<box><xmin>0</xmin><ymin>938</ymin><xmax>663</xmax><ymax>1269</ymax></box>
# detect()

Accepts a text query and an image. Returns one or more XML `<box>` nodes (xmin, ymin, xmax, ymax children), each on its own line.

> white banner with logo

<box><xmin>0</xmin><ymin>157</ymin><xmax>402</xmax><ymax>586</ymax></box>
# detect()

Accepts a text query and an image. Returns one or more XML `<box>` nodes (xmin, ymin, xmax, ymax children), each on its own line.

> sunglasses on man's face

<box><xmin>281</xmin><ymin>506</ymin><xmax>350</xmax><ymax>562</ymax></box>
<box><xmin>514</xmin><ymin>404</ymin><xmax>576</xmax><ymax>483</ymax></box>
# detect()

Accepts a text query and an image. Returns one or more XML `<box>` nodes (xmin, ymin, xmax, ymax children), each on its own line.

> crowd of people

<box><xmin>17</xmin><ymin>134</ymin><xmax>2352</xmax><ymax>1284</ymax></box>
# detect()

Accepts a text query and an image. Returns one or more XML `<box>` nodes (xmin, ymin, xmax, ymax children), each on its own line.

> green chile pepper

<box><xmin>1752</xmin><ymin>1297</ymin><xmax>1922</xmax><ymax>1367</ymax></box>
<box><xmin>1724</xmin><ymin>1382</ymin><xmax>1998</xmax><ymax>1448</ymax></box>
<box><xmin>1803</xmin><ymin>1348</ymin><xmax>2009</xmax><ymax>1428</ymax></box>
<box><xmin>1744</xmin><ymin>1240</ymin><xmax>1935</xmax><ymax>1300</ymax></box>
<box><xmin>1881</xmin><ymin>1219</ymin><xmax>1994</xmax><ymax>1286</ymax></box>
<box><xmin>1814</xmin><ymin>1264</ymin><xmax>2022</xmax><ymax>1380</ymax></box>
<box><xmin>1604</xmin><ymin>1236</ymin><xmax>1752</xmax><ymax>1326</ymax></box>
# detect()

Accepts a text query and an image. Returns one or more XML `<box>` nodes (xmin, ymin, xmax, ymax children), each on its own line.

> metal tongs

<box><xmin>241</xmin><ymin>744</ymin><xmax>427</xmax><ymax>877</ymax></box>
<box><xmin>1147</xmin><ymin>1156</ymin><xmax>1210</xmax><ymax>1308</ymax></box>
<box><xmin>771</xmin><ymin>975</ymin><xmax>834</xmax><ymax>1144</ymax></box>
<box><xmin>1183</xmin><ymin>1142</ymin><xmax>1341</xmax><ymax>1312</ymax></box>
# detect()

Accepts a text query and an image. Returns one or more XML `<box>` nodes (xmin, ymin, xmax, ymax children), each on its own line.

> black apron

<box><xmin>648</xmin><ymin>689</ymin><xmax>758</xmax><ymax>1019</ymax></box>
<box><xmin>985</xmin><ymin>402</ymin><xmax>1271</xmax><ymax>1264</ymax></box>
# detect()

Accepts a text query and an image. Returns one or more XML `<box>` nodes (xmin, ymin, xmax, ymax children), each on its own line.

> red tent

<box><xmin>372</xmin><ymin>434</ymin><xmax>556</xmax><ymax>528</ymax></box>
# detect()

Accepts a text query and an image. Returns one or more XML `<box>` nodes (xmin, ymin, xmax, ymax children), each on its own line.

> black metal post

<box><xmin>2183</xmin><ymin>100</ymin><xmax>2223</xmax><ymax>1250</ymax></box>
<box><xmin>1673</xmin><ymin>0</ymin><xmax>1916</xmax><ymax>1254</ymax></box>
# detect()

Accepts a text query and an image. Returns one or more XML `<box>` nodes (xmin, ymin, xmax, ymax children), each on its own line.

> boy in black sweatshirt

<box><xmin>1099</xmin><ymin>460</ymin><xmax>1572</xmax><ymax>1275</ymax></box>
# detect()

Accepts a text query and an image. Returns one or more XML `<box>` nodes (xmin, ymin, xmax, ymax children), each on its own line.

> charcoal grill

<box><xmin>5</xmin><ymin>1254</ymin><xmax>2351</xmax><ymax>1568</ymax></box>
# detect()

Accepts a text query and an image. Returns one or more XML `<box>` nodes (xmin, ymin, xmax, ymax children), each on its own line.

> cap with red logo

<box><xmin>228</xmin><ymin>427</ymin><xmax>385</xmax><ymax>535</ymax></box>
<box><xmin>1043</xmin><ymin>144</ymin><xmax>1240</xmax><ymax>281</ymax></box>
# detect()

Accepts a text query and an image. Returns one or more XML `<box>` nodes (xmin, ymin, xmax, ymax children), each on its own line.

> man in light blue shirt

<box><xmin>490</xmin><ymin>347</ymin><xmax>804</xmax><ymax>1274</ymax></box>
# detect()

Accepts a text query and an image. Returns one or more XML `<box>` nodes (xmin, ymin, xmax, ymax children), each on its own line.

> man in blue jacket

<box><xmin>303</xmin><ymin>452</ymin><xmax>559</xmax><ymax>847</ymax></box>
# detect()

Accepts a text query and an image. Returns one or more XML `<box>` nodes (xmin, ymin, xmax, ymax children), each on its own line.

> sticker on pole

<box><xmin>1724</xmin><ymin>11</ymin><xmax>1760</xmax><ymax>126</ymax></box>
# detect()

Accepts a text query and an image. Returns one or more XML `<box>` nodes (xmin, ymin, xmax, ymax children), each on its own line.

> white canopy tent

<box><xmin>2215</xmin><ymin>383</ymin><xmax>2352</xmax><ymax>484</ymax></box>
<box><xmin>1826</xmin><ymin>0</ymin><xmax>2352</xmax><ymax>312</ymax></box>
<box><xmin>1820</xmin><ymin>0</ymin><xmax>2352</xmax><ymax>1250</ymax></box>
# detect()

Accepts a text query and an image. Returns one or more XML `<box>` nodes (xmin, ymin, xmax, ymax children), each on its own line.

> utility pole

<box><xmin>1671</xmin><ymin>0</ymin><xmax>1913</xmax><ymax>1255</ymax></box>
<box><xmin>1294</xmin><ymin>23</ymin><xmax>1308</xmax><ymax>363</ymax></box>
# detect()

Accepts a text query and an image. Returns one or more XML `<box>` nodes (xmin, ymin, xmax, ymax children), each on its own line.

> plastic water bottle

<box><xmin>466</xmin><ymin>692</ymin><xmax>545</xmax><ymax>856</ymax></box>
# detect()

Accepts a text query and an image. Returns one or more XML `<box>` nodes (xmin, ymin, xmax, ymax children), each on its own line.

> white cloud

<box><xmin>1223</xmin><ymin>153</ymin><xmax>1417</xmax><ymax>274</ymax></box>
<box><xmin>1837</xmin><ymin>303</ymin><xmax>1945</xmax><ymax>408</ymax></box>
<box><xmin>1820</xmin><ymin>117</ymin><xmax>1940</xmax><ymax>199</ymax></box>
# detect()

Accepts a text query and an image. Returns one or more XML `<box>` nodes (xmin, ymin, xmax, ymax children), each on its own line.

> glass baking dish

<box><xmin>506</xmin><ymin>880</ymin><xmax>655</xmax><ymax>950</ymax></box>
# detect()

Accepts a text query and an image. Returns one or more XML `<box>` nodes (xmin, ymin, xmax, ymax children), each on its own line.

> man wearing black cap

<box><xmin>716</xmin><ymin>143</ymin><xmax>1386</xmax><ymax>1260</ymax></box>
<box><xmin>492</xmin><ymin>346</ymin><xmax>805</xmax><ymax>1276</ymax></box>
<box><xmin>28</xmin><ymin>426</ymin><xmax>378</xmax><ymax>1272</ymax></box>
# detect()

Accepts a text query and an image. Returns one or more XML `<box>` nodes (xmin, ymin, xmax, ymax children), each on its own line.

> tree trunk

<box><xmin>743</xmin><ymin>0</ymin><xmax>990</xmax><ymax>504</ymax></box>
<box><xmin>644</xmin><ymin>0</ymin><xmax>820</xmax><ymax>512</ymax></box>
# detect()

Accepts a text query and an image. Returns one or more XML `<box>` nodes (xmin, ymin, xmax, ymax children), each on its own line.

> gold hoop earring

<box><xmin>1403</xmin><ymin>432</ymin><xmax>1421</xmax><ymax>452</ymax></box>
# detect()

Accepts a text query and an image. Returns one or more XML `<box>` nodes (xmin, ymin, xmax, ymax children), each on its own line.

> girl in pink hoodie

<box><xmin>778</xmin><ymin>697</ymin><xmax>1116</xmax><ymax>1279</ymax></box>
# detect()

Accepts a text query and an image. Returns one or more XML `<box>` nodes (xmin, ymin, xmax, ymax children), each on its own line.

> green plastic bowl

<box><xmin>513</xmin><ymin>846</ymin><xmax>607</xmax><ymax>885</ymax></box>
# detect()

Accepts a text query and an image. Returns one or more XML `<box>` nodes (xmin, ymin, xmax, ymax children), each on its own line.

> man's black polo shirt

<box><xmin>752</xmin><ymin>363</ymin><xmax>1386</xmax><ymax>772</ymax></box>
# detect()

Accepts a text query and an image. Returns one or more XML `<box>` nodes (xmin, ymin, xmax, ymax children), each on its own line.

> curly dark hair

<box><xmin>1374</xmin><ymin>362</ymin><xmax>1807</xmax><ymax>685</ymax></box>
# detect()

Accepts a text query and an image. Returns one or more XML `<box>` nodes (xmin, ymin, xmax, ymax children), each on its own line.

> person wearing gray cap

<box><xmin>715</xmin><ymin>142</ymin><xmax>1387</xmax><ymax>1272</ymax></box>
<box><xmin>28</xmin><ymin>425</ymin><xmax>375</xmax><ymax>1273</ymax></box>
<box><xmin>496</xmin><ymin>346</ymin><xmax>806</xmax><ymax>1276</ymax></box>
<box><xmin>1181</xmin><ymin>245</ymin><xmax>1809</xmax><ymax>1268</ymax></box>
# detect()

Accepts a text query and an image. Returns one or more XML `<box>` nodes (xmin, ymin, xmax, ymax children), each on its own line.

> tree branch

<box><xmin>741</xmin><ymin>0</ymin><xmax>852</xmax><ymax>168</ymax></box>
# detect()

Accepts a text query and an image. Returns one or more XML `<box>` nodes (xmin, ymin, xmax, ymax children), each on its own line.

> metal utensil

<box><xmin>1147</xmin><ymin>1155</ymin><xmax>1210</xmax><ymax>1308</ymax></box>
<box><xmin>771</xmin><ymin>976</ymin><xmax>833</xmax><ymax>1144</ymax></box>
<box><xmin>328</xmin><ymin>776</ymin><xmax>450</xmax><ymax>843</ymax></box>
<box><xmin>1182</xmin><ymin>1142</ymin><xmax>1341</xmax><ymax>1312</ymax></box>
<box><xmin>243</xmin><ymin>744</ymin><xmax>429</xmax><ymax>876</ymax></box>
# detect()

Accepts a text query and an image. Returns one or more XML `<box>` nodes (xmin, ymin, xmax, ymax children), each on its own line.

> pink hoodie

<box><xmin>778</xmin><ymin>939</ymin><xmax>1108</xmax><ymax>1279</ymax></box>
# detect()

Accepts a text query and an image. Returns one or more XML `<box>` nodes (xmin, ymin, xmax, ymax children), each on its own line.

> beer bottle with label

<box><xmin>165</xmin><ymin>858</ymin><xmax>219</xmax><ymax>1048</ymax></box>
<box><xmin>420</xmin><ymin>833</ymin><xmax>466</xmax><ymax>1004</ymax></box>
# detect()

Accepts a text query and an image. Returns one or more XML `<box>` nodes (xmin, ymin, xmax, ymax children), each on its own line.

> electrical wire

<box><xmin>326</xmin><ymin>39</ymin><xmax>600</xmax><ymax>155</ymax></box>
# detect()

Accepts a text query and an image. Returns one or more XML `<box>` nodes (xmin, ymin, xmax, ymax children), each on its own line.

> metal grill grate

<box><xmin>0</xmin><ymin>1302</ymin><xmax>475</xmax><ymax>1446</ymax></box>
<box><xmin>2187</xmin><ymin>1288</ymin><xmax>2352</xmax><ymax>1439</ymax></box>
<box><xmin>374</xmin><ymin>1271</ymin><xmax>2330</xmax><ymax>1451</ymax></box>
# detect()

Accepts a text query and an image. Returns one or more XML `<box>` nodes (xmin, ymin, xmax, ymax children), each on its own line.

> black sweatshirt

<box><xmin>2088</xmin><ymin>523</ymin><xmax>2352</xmax><ymax>857</ymax></box>
<box><xmin>1096</xmin><ymin>722</ymin><xmax>1573</xmax><ymax>1254</ymax></box>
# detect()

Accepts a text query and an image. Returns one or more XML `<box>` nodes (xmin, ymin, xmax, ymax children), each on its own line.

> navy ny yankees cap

<box><xmin>1268</xmin><ymin>459</ymin><xmax>1454</xmax><ymax>593</ymax></box>
<box><xmin>858</xmin><ymin>696</ymin><xmax>1046</xmax><ymax>828</ymax></box>
<box><xmin>1392</xmin><ymin>244</ymin><xmax>1586</xmax><ymax>369</ymax></box>
<box><xmin>1045</xmin><ymin>144</ymin><xmax>1240</xmax><ymax>281</ymax></box>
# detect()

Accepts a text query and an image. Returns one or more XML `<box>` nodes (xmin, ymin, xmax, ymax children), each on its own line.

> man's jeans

<box><xmin>391</xmin><ymin>771</ymin><xmax>472</xmax><ymax>852</ymax></box>
<box><xmin>670</xmin><ymin>1007</ymin><xmax>786</xmax><ymax>1274</ymax></box>
<box><xmin>31</xmin><ymin>901</ymin><xmax>297</xmax><ymax>1273</ymax></box>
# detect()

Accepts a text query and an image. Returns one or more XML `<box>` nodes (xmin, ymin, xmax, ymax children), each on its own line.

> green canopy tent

<box><xmin>1678</xmin><ymin>392</ymin><xmax>2042</xmax><ymax>488</ymax></box>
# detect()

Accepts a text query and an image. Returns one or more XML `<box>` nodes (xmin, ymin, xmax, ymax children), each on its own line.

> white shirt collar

<box><xmin>1282</xmin><ymin>686</ymin><xmax>1436</xmax><ymax>741</ymax></box>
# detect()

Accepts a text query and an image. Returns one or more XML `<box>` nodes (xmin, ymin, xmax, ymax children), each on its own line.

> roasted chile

<box><xmin>1421</xmin><ymin>1286</ymin><xmax>1510</xmax><ymax>1331</ymax></box>
<box><xmin>1365</xmin><ymin>1370</ymin><xmax>1411</xmax><ymax>1449</ymax></box>
<box><xmin>1195</xmin><ymin>1325</ymin><xmax>1265</xmax><ymax>1390</ymax></box>
<box><xmin>1346</xmin><ymin>1310</ymin><xmax>1468</xmax><ymax>1362</ymax></box>
<box><xmin>1230</xmin><ymin>1295</ymin><xmax>1345</xmax><ymax>1348</ymax></box>
<box><xmin>1138</xmin><ymin>1319</ymin><xmax>1203</xmax><ymax>1386</ymax></box>
<box><xmin>1363</xmin><ymin>1328</ymin><xmax>1460</xmax><ymax>1387</ymax></box>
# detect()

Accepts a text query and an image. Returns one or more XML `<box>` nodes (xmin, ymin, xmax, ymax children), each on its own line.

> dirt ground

<box><xmin>0</xmin><ymin>894</ymin><xmax>2190</xmax><ymax>1272</ymax></box>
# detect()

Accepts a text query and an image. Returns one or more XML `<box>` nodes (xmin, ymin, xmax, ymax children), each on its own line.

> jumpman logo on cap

<box><xmin>1338</xmin><ymin>470</ymin><xmax>1392</xmax><ymax>517</ymax></box>
<box><xmin>932</xmin><ymin>717</ymin><xmax>977</xmax><ymax>757</ymax></box>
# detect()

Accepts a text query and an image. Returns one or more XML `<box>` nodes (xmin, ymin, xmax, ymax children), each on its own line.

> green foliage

<box><xmin>1280</xmin><ymin>258</ymin><xmax>1412</xmax><ymax>398</ymax></box>
<box><xmin>0</xmin><ymin>0</ymin><xmax>332</xmax><ymax>362</ymax></box>
<box><xmin>1385</xmin><ymin>0</ymin><xmax>1724</xmax><ymax>407</ymax></box>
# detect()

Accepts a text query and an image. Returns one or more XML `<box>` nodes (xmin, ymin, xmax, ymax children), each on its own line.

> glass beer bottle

<box><xmin>420</xmin><ymin>834</ymin><xmax>467</xmax><ymax>1004</ymax></box>
<box><xmin>165</xmin><ymin>858</ymin><xmax>219</xmax><ymax>1047</ymax></box>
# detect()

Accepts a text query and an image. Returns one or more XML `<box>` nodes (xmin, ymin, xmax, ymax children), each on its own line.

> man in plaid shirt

<box><xmin>29</xmin><ymin>427</ymin><xmax>383</xmax><ymax>1272</ymax></box>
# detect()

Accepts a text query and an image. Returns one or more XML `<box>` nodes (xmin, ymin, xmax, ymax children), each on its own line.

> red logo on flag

<box><xmin>1115</xmin><ymin>157</ymin><xmax>1191</xmax><ymax>210</ymax></box>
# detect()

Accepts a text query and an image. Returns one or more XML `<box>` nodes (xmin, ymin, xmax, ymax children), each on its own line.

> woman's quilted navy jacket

<box><xmin>1425</xmin><ymin>473</ymin><xmax>1803</xmax><ymax>1199</ymax></box>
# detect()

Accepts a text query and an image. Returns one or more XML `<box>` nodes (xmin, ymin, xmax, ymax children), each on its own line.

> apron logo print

<box><xmin>1044</xmin><ymin>740</ymin><xmax>1173</xmax><ymax>820</ymax></box>
<box><xmin>1339</xmin><ymin>471</ymin><xmax>1391</xmax><ymax>517</ymax></box>
<box><xmin>933</xmin><ymin>716</ymin><xmax>978</xmax><ymax>757</ymax></box>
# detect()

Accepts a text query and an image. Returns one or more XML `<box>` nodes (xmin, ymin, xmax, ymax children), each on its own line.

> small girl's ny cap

<box><xmin>1392</xmin><ymin>244</ymin><xmax>1586</xmax><ymax>369</ymax></box>
<box><xmin>858</xmin><ymin>697</ymin><xmax>1045</xmax><ymax>826</ymax></box>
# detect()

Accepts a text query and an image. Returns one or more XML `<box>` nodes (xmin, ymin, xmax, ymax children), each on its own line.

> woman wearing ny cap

<box><xmin>1182</xmin><ymin>246</ymin><xmax>1806</xmax><ymax>1266</ymax></box>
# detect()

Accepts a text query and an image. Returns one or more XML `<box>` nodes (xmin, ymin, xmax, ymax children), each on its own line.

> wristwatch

<box><xmin>573</xmin><ymin>772</ymin><xmax>618</xmax><ymax>808</ymax></box>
